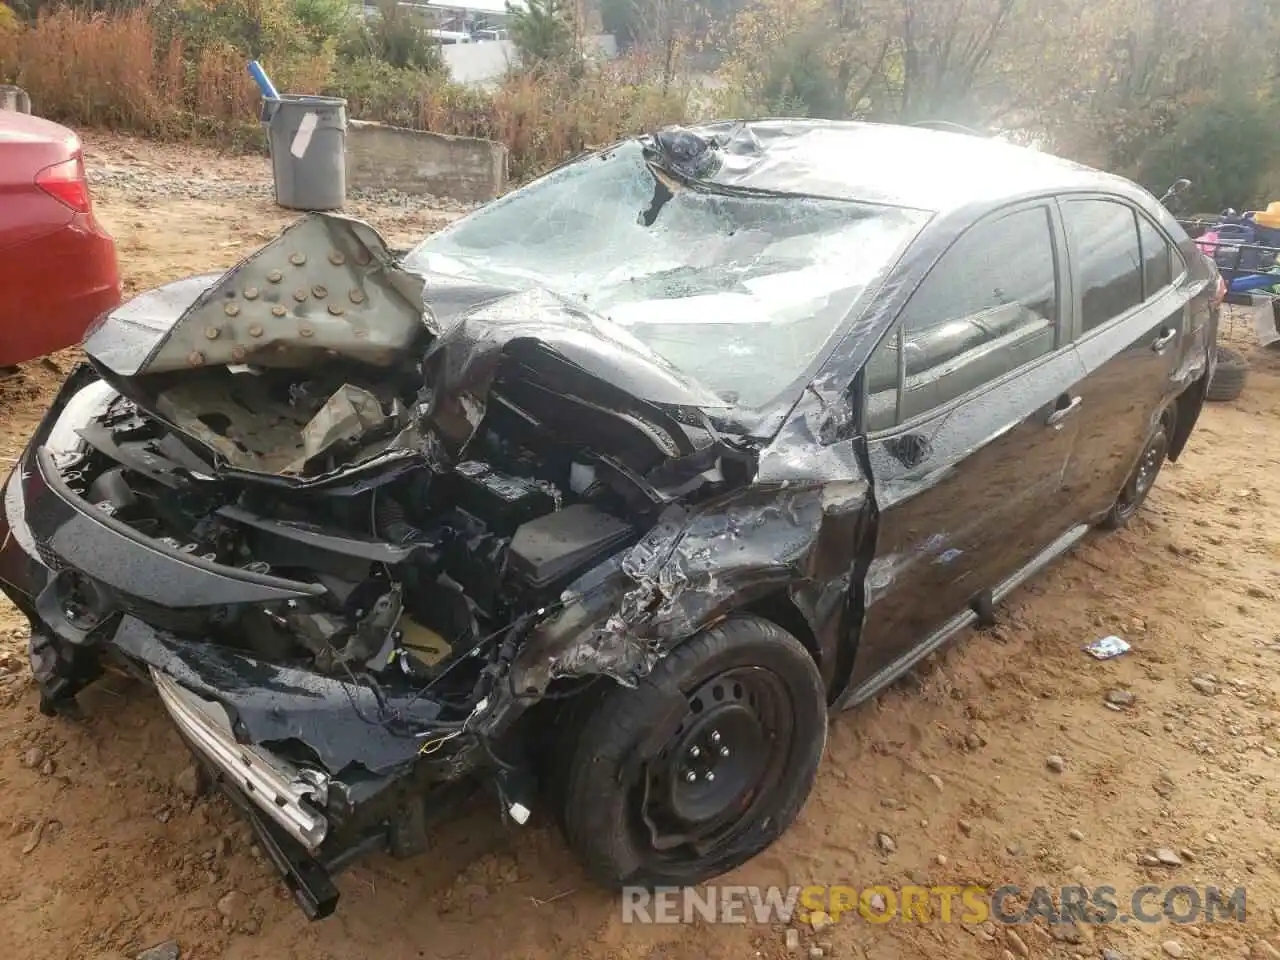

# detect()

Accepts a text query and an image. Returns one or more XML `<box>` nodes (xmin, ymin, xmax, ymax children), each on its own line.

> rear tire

<box><xmin>1206</xmin><ymin>346</ymin><xmax>1248</xmax><ymax>401</ymax></box>
<box><xmin>1102</xmin><ymin>410</ymin><xmax>1172</xmax><ymax>530</ymax></box>
<box><xmin>557</xmin><ymin>615</ymin><xmax>826</xmax><ymax>888</ymax></box>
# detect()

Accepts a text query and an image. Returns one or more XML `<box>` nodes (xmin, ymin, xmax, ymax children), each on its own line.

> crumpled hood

<box><xmin>83</xmin><ymin>214</ymin><xmax>429</xmax><ymax>377</ymax></box>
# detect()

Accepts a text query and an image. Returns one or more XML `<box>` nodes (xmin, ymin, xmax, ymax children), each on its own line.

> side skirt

<box><xmin>834</xmin><ymin>523</ymin><xmax>1090</xmax><ymax>711</ymax></box>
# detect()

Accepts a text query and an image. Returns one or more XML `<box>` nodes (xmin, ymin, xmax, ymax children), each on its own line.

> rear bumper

<box><xmin>1</xmin><ymin>218</ymin><xmax>120</xmax><ymax>366</ymax></box>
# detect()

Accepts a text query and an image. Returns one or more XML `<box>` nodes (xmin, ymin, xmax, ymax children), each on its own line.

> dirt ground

<box><xmin>1</xmin><ymin>134</ymin><xmax>1279</xmax><ymax>960</ymax></box>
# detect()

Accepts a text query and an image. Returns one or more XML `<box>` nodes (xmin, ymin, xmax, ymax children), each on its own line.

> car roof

<box><xmin>682</xmin><ymin>119</ymin><xmax>1144</xmax><ymax>214</ymax></box>
<box><xmin>0</xmin><ymin>110</ymin><xmax>80</xmax><ymax>150</ymax></box>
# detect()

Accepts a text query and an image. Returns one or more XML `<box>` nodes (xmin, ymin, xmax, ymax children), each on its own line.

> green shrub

<box><xmin>1137</xmin><ymin>90</ymin><xmax>1280</xmax><ymax>213</ymax></box>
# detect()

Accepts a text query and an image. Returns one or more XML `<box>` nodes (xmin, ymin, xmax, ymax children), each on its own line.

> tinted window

<box><xmin>1138</xmin><ymin>214</ymin><xmax>1173</xmax><ymax>296</ymax></box>
<box><xmin>864</xmin><ymin>206</ymin><xmax>1058</xmax><ymax>429</ymax></box>
<box><xmin>1064</xmin><ymin>199</ymin><xmax>1142</xmax><ymax>331</ymax></box>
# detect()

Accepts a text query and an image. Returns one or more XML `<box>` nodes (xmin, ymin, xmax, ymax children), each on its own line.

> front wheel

<box><xmin>557</xmin><ymin>615</ymin><xmax>827</xmax><ymax>887</ymax></box>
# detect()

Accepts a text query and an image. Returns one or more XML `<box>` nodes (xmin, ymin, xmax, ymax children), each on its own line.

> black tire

<box><xmin>1206</xmin><ymin>346</ymin><xmax>1248</xmax><ymax>402</ymax></box>
<box><xmin>557</xmin><ymin>615</ymin><xmax>826</xmax><ymax>888</ymax></box>
<box><xmin>1102</xmin><ymin>409</ymin><xmax>1173</xmax><ymax>530</ymax></box>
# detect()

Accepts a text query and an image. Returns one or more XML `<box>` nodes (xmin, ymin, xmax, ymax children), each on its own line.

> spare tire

<box><xmin>1207</xmin><ymin>345</ymin><xmax>1248</xmax><ymax>402</ymax></box>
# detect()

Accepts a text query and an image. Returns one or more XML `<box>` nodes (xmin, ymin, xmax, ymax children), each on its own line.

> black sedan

<box><xmin>0</xmin><ymin>119</ymin><xmax>1221</xmax><ymax>918</ymax></box>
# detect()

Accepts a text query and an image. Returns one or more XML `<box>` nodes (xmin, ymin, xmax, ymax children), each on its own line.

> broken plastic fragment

<box><xmin>1084</xmin><ymin>635</ymin><xmax>1130</xmax><ymax>660</ymax></box>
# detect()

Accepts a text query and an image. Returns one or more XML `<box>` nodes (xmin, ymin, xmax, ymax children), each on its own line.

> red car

<box><xmin>0</xmin><ymin>108</ymin><xmax>120</xmax><ymax>367</ymax></box>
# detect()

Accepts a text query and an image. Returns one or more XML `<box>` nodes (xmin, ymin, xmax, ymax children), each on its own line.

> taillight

<box><xmin>35</xmin><ymin>153</ymin><xmax>92</xmax><ymax>214</ymax></box>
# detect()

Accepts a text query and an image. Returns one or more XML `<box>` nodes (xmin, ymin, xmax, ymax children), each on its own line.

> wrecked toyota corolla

<box><xmin>0</xmin><ymin>120</ymin><xmax>1220</xmax><ymax>918</ymax></box>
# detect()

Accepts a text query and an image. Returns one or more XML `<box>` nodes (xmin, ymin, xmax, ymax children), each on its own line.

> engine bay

<box><xmin>50</xmin><ymin>354</ymin><xmax>747</xmax><ymax>723</ymax></box>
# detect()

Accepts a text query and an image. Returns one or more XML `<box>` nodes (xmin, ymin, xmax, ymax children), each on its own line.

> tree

<box><xmin>1138</xmin><ymin>89</ymin><xmax>1279</xmax><ymax>212</ymax></box>
<box><xmin>507</xmin><ymin>0</ymin><xmax>575</xmax><ymax>66</ymax></box>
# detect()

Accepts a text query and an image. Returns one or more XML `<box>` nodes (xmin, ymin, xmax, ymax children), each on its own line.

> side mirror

<box><xmin>1158</xmin><ymin>178</ymin><xmax>1193</xmax><ymax>205</ymax></box>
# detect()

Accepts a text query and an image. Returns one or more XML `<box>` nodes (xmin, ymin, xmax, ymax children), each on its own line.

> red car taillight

<box><xmin>35</xmin><ymin>153</ymin><xmax>93</xmax><ymax>214</ymax></box>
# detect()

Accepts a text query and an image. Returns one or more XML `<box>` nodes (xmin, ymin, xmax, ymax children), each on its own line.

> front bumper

<box><xmin>0</xmin><ymin>367</ymin><xmax>496</xmax><ymax>918</ymax></box>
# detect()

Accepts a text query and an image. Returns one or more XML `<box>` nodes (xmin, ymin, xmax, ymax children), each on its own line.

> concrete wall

<box><xmin>345</xmin><ymin>120</ymin><xmax>508</xmax><ymax>204</ymax></box>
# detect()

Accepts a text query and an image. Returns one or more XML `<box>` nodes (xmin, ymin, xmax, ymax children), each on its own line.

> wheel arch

<box><xmin>1167</xmin><ymin>371</ymin><xmax>1206</xmax><ymax>462</ymax></box>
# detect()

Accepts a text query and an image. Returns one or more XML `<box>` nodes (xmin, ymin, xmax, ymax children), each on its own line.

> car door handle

<box><xmin>1152</xmin><ymin>328</ymin><xmax>1177</xmax><ymax>352</ymax></box>
<box><xmin>1046</xmin><ymin>395</ymin><xmax>1082</xmax><ymax>427</ymax></box>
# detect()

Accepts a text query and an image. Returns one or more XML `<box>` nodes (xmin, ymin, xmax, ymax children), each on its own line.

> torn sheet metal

<box><xmin>297</xmin><ymin>385</ymin><xmax>388</xmax><ymax>465</ymax></box>
<box><xmin>112</xmin><ymin>615</ymin><xmax>440</xmax><ymax>777</ymax></box>
<box><xmin>84</xmin><ymin>214</ymin><xmax>430</xmax><ymax>376</ymax></box>
<box><xmin>417</xmin><ymin>286</ymin><xmax>729</xmax><ymax>459</ymax></box>
<box><xmin>511</xmin><ymin>478</ymin><xmax>869</xmax><ymax>695</ymax></box>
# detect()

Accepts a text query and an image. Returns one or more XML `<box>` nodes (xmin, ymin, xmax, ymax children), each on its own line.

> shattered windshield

<box><xmin>404</xmin><ymin>140</ymin><xmax>929</xmax><ymax>409</ymax></box>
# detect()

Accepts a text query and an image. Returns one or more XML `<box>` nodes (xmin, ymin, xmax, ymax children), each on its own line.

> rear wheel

<box><xmin>556</xmin><ymin>615</ymin><xmax>826</xmax><ymax>887</ymax></box>
<box><xmin>1102</xmin><ymin>410</ymin><xmax>1172</xmax><ymax>529</ymax></box>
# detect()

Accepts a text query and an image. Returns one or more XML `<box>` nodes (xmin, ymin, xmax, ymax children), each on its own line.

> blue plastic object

<box><xmin>247</xmin><ymin>61</ymin><xmax>279</xmax><ymax>100</ymax></box>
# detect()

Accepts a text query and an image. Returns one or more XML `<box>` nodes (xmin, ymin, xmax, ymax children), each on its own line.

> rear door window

<box><xmin>1137</xmin><ymin>213</ymin><xmax>1174</xmax><ymax>297</ymax></box>
<box><xmin>1063</xmin><ymin>199</ymin><xmax>1143</xmax><ymax>332</ymax></box>
<box><xmin>864</xmin><ymin>205</ymin><xmax>1059</xmax><ymax>430</ymax></box>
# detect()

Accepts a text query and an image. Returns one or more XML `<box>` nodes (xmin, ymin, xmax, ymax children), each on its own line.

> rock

<box><xmin>39</xmin><ymin>757</ymin><xmax>54</xmax><ymax>776</ymax></box>
<box><xmin>216</xmin><ymin>890</ymin><xmax>250</xmax><ymax>923</ymax></box>
<box><xmin>808</xmin><ymin>948</ymin><xmax>825</xmax><ymax>960</ymax></box>
<box><xmin>20</xmin><ymin>747</ymin><xmax>44</xmax><ymax>769</ymax></box>
<box><xmin>1153</xmin><ymin>847</ymin><xmax>1183</xmax><ymax>866</ymax></box>
<box><xmin>1191</xmin><ymin>676</ymin><xmax>1217</xmax><ymax>695</ymax></box>
<box><xmin>1179</xmin><ymin>847</ymin><xmax>1195</xmax><ymax>862</ymax></box>
<box><xmin>785</xmin><ymin>928</ymin><xmax>800</xmax><ymax>953</ymax></box>
<box><xmin>879</xmin><ymin>797</ymin><xmax>901</xmax><ymax>809</ymax></box>
<box><xmin>809</xmin><ymin>910</ymin><xmax>833</xmax><ymax>933</ymax></box>
<box><xmin>927</xmin><ymin>774</ymin><xmax>944</xmax><ymax>791</ymax></box>
<box><xmin>1006</xmin><ymin>929</ymin><xmax>1031</xmax><ymax>957</ymax></box>
<box><xmin>869</xmin><ymin>893</ymin><xmax>886</xmax><ymax>913</ymax></box>
<box><xmin>1048</xmin><ymin>921</ymin><xmax>1085</xmax><ymax>943</ymax></box>
<box><xmin>1069</xmin><ymin>828</ymin><xmax>1085</xmax><ymax>841</ymax></box>
<box><xmin>136</xmin><ymin>942</ymin><xmax>180</xmax><ymax>960</ymax></box>
<box><xmin>958</xmin><ymin>819</ymin><xmax>973</xmax><ymax>836</ymax></box>
<box><xmin>1102</xmin><ymin>949</ymin><xmax>1127</xmax><ymax>960</ymax></box>
<box><xmin>935</xmin><ymin>853</ymin><xmax>948</xmax><ymax>866</ymax></box>
<box><xmin>21</xmin><ymin>819</ymin><xmax>44</xmax><ymax>855</ymax></box>
<box><xmin>174</xmin><ymin>765</ymin><xmax>201</xmax><ymax>799</ymax></box>
<box><xmin>1106</xmin><ymin>689</ymin><xmax>1136</xmax><ymax>707</ymax></box>
<box><xmin>876</xmin><ymin>833</ymin><xmax>896</xmax><ymax>855</ymax></box>
<box><xmin>1069</xmin><ymin>864</ymin><xmax>1089</xmax><ymax>884</ymax></box>
<box><xmin>1046</xmin><ymin>754</ymin><xmax>1066</xmax><ymax>773</ymax></box>
<box><xmin>1162</xmin><ymin>941</ymin><xmax>1184</xmax><ymax>958</ymax></box>
<box><xmin>1252</xmin><ymin>943</ymin><xmax>1280</xmax><ymax>960</ymax></box>
<box><xmin>1006</xmin><ymin>840</ymin><xmax>1023</xmax><ymax>856</ymax></box>
<box><xmin>966</xmin><ymin>733</ymin><xmax>986</xmax><ymax>750</ymax></box>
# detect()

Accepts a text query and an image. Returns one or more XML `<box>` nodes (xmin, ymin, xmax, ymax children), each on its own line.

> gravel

<box><xmin>88</xmin><ymin>165</ymin><xmax>478</xmax><ymax>215</ymax></box>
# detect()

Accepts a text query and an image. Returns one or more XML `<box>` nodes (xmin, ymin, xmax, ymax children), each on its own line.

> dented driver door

<box><xmin>843</xmin><ymin>203</ymin><xmax>1088</xmax><ymax>701</ymax></box>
